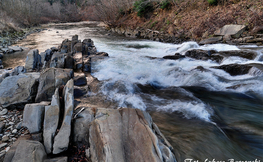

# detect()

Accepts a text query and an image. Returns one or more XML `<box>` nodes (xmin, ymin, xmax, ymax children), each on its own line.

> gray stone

<box><xmin>22</xmin><ymin>103</ymin><xmax>49</xmax><ymax>134</ymax></box>
<box><xmin>2</xmin><ymin>135</ymin><xmax>9</xmax><ymax>142</ymax></box>
<box><xmin>0</xmin><ymin>109</ymin><xmax>8</xmax><ymax>116</ymax></box>
<box><xmin>199</xmin><ymin>36</ymin><xmax>223</xmax><ymax>45</ymax></box>
<box><xmin>53</xmin><ymin>79</ymin><xmax>74</xmax><ymax>154</ymax></box>
<box><xmin>10</xmin><ymin>140</ymin><xmax>47</xmax><ymax>162</ymax></box>
<box><xmin>89</xmin><ymin>108</ymin><xmax>176</xmax><ymax>162</ymax></box>
<box><xmin>73</xmin><ymin>52</ymin><xmax>83</xmax><ymax>71</ymax></box>
<box><xmin>43</xmin><ymin>88</ymin><xmax>60</xmax><ymax>154</ymax></box>
<box><xmin>73</xmin><ymin>108</ymin><xmax>95</xmax><ymax>144</ymax></box>
<box><xmin>73</xmin><ymin>42</ymin><xmax>83</xmax><ymax>53</ymax></box>
<box><xmin>0</xmin><ymin>122</ymin><xmax>5</xmax><ymax>133</ymax></box>
<box><xmin>50</xmin><ymin>52</ymin><xmax>65</xmax><ymax>68</ymax></box>
<box><xmin>8</xmin><ymin>46</ymin><xmax>23</xmax><ymax>52</ymax></box>
<box><xmin>64</xmin><ymin>54</ymin><xmax>74</xmax><ymax>69</ymax></box>
<box><xmin>74</xmin><ymin>73</ymin><xmax>87</xmax><ymax>86</ymax></box>
<box><xmin>0</xmin><ymin>74</ymin><xmax>38</xmax><ymax>109</ymax></box>
<box><xmin>35</xmin><ymin>68</ymin><xmax>73</xmax><ymax>102</ymax></box>
<box><xmin>11</xmin><ymin>66</ymin><xmax>26</xmax><ymax>76</ymax></box>
<box><xmin>71</xmin><ymin>35</ymin><xmax>79</xmax><ymax>53</ymax></box>
<box><xmin>0</xmin><ymin>143</ymin><xmax>7</xmax><ymax>149</ymax></box>
<box><xmin>25</xmin><ymin>49</ymin><xmax>42</xmax><ymax>71</ymax></box>
<box><xmin>15</xmin><ymin>122</ymin><xmax>22</xmax><ymax>130</ymax></box>
<box><xmin>214</xmin><ymin>24</ymin><xmax>247</xmax><ymax>38</ymax></box>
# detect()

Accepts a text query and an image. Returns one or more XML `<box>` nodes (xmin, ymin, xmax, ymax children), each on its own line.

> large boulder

<box><xmin>53</xmin><ymin>79</ymin><xmax>74</xmax><ymax>154</ymax></box>
<box><xmin>9</xmin><ymin>140</ymin><xmax>47</xmax><ymax>162</ymax></box>
<box><xmin>25</xmin><ymin>49</ymin><xmax>42</xmax><ymax>71</ymax></box>
<box><xmin>0</xmin><ymin>74</ymin><xmax>38</xmax><ymax>109</ymax></box>
<box><xmin>43</xmin><ymin>88</ymin><xmax>60</xmax><ymax>154</ymax></box>
<box><xmin>35</xmin><ymin>68</ymin><xmax>73</xmax><ymax>102</ymax></box>
<box><xmin>74</xmin><ymin>108</ymin><xmax>177</xmax><ymax>162</ymax></box>
<box><xmin>22</xmin><ymin>102</ymin><xmax>50</xmax><ymax>134</ymax></box>
<box><xmin>214</xmin><ymin>24</ymin><xmax>246</xmax><ymax>38</ymax></box>
<box><xmin>60</xmin><ymin>39</ymin><xmax>71</xmax><ymax>53</ymax></box>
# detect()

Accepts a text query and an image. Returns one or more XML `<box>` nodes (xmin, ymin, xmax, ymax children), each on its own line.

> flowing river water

<box><xmin>3</xmin><ymin>21</ymin><xmax>263</xmax><ymax>161</ymax></box>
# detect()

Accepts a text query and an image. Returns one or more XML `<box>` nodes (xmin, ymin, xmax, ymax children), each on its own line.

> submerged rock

<box><xmin>0</xmin><ymin>74</ymin><xmax>38</xmax><ymax>109</ymax></box>
<box><xmin>218</xmin><ymin>50</ymin><xmax>257</xmax><ymax>60</ymax></box>
<box><xmin>211</xmin><ymin>64</ymin><xmax>253</xmax><ymax>76</ymax></box>
<box><xmin>163</xmin><ymin>53</ymin><xmax>185</xmax><ymax>60</ymax></box>
<box><xmin>185</xmin><ymin>49</ymin><xmax>223</xmax><ymax>63</ymax></box>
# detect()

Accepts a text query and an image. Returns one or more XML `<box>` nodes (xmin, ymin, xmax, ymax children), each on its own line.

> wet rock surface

<box><xmin>0</xmin><ymin>35</ymin><xmax>178</xmax><ymax>162</ymax></box>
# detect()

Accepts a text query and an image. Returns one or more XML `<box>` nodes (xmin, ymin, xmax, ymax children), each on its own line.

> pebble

<box><xmin>0</xmin><ymin>109</ymin><xmax>8</xmax><ymax>116</ymax></box>
<box><xmin>2</xmin><ymin>135</ymin><xmax>9</xmax><ymax>142</ymax></box>
<box><xmin>5</xmin><ymin>146</ymin><xmax>10</xmax><ymax>152</ymax></box>
<box><xmin>15</xmin><ymin>122</ymin><xmax>22</xmax><ymax>129</ymax></box>
<box><xmin>8</xmin><ymin>122</ymin><xmax>14</xmax><ymax>125</ymax></box>
<box><xmin>12</xmin><ymin>129</ymin><xmax>17</xmax><ymax>134</ymax></box>
<box><xmin>0</xmin><ymin>143</ymin><xmax>7</xmax><ymax>149</ymax></box>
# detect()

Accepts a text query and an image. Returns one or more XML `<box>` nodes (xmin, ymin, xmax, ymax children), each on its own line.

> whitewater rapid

<box><xmin>92</xmin><ymin>40</ymin><xmax>263</xmax><ymax>121</ymax></box>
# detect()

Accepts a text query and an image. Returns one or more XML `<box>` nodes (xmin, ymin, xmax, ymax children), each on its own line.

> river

<box><xmin>4</xmin><ymin>21</ymin><xmax>263</xmax><ymax>162</ymax></box>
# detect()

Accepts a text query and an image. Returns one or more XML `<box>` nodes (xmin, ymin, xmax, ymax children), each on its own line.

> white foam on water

<box><xmin>93</xmin><ymin>39</ymin><xmax>263</xmax><ymax>121</ymax></box>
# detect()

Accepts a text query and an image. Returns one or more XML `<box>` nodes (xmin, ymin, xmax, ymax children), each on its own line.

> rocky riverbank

<box><xmin>109</xmin><ymin>24</ymin><xmax>263</xmax><ymax>46</ymax></box>
<box><xmin>0</xmin><ymin>35</ymin><xmax>177</xmax><ymax>162</ymax></box>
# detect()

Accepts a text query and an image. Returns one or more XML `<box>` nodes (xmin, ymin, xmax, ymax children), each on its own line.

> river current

<box><xmin>3</xmin><ymin>21</ymin><xmax>263</xmax><ymax>161</ymax></box>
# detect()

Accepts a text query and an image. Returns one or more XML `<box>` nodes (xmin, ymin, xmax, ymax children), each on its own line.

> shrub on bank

<box><xmin>133</xmin><ymin>0</ymin><xmax>153</xmax><ymax>17</ymax></box>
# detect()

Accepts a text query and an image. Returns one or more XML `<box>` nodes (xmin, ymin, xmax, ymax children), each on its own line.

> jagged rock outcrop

<box><xmin>49</xmin><ymin>52</ymin><xmax>65</xmax><ymax>68</ymax></box>
<box><xmin>35</xmin><ymin>68</ymin><xmax>73</xmax><ymax>102</ymax></box>
<box><xmin>53</xmin><ymin>79</ymin><xmax>74</xmax><ymax>154</ymax></box>
<box><xmin>43</xmin><ymin>88</ymin><xmax>60</xmax><ymax>154</ymax></box>
<box><xmin>73</xmin><ymin>107</ymin><xmax>177</xmax><ymax>162</ymax></box>
<box><xmin>22</xmin><ymin>102</ymin><xmax>50</xmax><ymax>134</ymax></box>
<box><xmin>25</xmin><ymin>49</ymin><xmax>42</xmax><ymax>71</ymax></box>
<box><xmin>0</xmin><ymin>74</ymin><xmax>38</xmax><ymax>109</ymax></box>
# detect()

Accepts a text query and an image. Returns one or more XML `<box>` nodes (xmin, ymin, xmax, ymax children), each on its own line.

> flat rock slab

<box><xmin>8</xmin><ymin>46</ymin><xmax>23</xmax><ymax>52</ymax></box>
<box><xmin>53</xmin><ymin>79</ymin><xmax>74</xmax><ymax>154</ymax></box>
<box><xmin>0</xmin><ymin>74</ymin><xmax>38</xmax><ymax>109</ymax></box>
<box><xmin>214</xmin><ymin>24</ymin><xmax>246</xmax><ymax>38</ymax></box>
<box><xmin>9</xmin><ymin>140</ymin><xmax>47</xmax><ymax>162</ymax></box>
<box><xmin>89</xmin><ymin>108</ymin><xmax>176</xmax><ymax>162</ymax></box>
<box><xmin>199</xmin><ymin>36</ymin><xmax>223</xmax><ymax>45</ymax></box>
<box><xmin>22</xmin><ymin>102</ymin><xmax>49</xmax><ymax>134</ymax></box>
<box><xmin>43</xmin><ymin>88</ymin><xmax>60</xmax><ymax>154</ymax></box>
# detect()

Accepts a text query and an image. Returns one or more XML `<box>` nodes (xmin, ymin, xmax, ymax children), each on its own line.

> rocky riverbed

<box><xmin>0</xmin><ymin>35</ymin><xmax>177</xmax><ymax>162</ymax></box>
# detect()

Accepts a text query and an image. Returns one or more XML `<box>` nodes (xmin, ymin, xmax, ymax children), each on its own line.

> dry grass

<box><xmin>114</xmin><ymin>0</ymin><xmax>263</xmax><ymax>40</ymax></box>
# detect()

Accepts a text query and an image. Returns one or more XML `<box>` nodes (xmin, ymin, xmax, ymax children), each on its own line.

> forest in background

<box><xmin>0</xmin><ymin>0</ymin><xmax>263</xmax><ymax>39</ymax></box>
